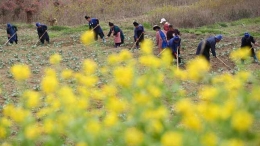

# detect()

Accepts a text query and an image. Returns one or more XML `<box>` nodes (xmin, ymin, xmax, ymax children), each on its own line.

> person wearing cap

<box><xmin>85</xmin><ymin>16</ymin><xmax>105</xmax><ymax>43</ymax></box>
<box><xmin>160</xmin><ymin>18</ymin><xmax>170</xmax><ymax>32</ymax></box>
<box><xmin>168</xmin><ymin>35</ymin><xmax>181</xmax><ymax>63</ymax></box>
<box><xmin>241</xmin><ymin>32</ymin><xmax>259</xmax><ymax>63</ymax></box>
<box><xmin>153</xmin><ymin>25</ymin><xmax>167</xmax><ymax>53</ymax></box>
<box><xmin>36</xmin><ymin>22</ymin><xmax>50</xmax><ymax>45</ymax></box>
<box><xmin>133</xmin><ymin>21</ymin><xmax>145</xmax><ymax>49</ymax></box>
<box><xmin>107</xmin><ymin>22</ymin><xmax>125</xmax><ymax>48</ymax></box>
<box><xmin>167</xmin><ymin>25</ymin><xmax>180</xmax><ymax>41</ymax></box>
<box><xmin>6</xmin><ymin>23</ymin><xmax>18</xmax><ymax>44</ymax></box>
<box><xmin>196</xmin><ymin>35</ymin><xmax>223</xmax><ymax>61</ymax></box>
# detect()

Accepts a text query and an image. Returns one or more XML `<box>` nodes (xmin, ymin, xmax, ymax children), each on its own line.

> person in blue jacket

<box><xmin>6</xmin><ymin>23</ymin><xmax>18</xmax><ymax>44</ymax></box>
<box><xmin>36</xmin><ymin>22</ymin><xmax>50</xmax><ymax>45</ymax></box>
<box><xmin>168</xmin><ymin>35</ymin><xmax>181</xmax><ymax>63</ymax></box>
<box><xmin>133</xmin><ymin>21</ymin><xmax>145</xmax><ymax>49</ymax></box>
<box><xmin>196</xmin><ymin>35</ymin><xmax>222</xmax><ymax>61</ymax></box>
<box><xmin>241</xmin><ymin>32</ymin><xmax>259</xmax><ymax>63</ymax></box>
<box><xmin>85</xmin><ymin>16</ymin><xmax>106</xmax><ymax>43</ymax></box>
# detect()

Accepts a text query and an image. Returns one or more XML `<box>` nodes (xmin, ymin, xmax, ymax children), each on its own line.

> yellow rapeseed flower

<box><xmin>139</xmin><ymin>55</ymin><xmax>161</xmax><ymax>68</ymax></box>
<box><xmin>107</xmin><ymin>54</ymin><xmax>120</xmax><ymax>65</ymax></box>
<box><xmin>201</xmin><ymin>132</ymin><xmax>218</xmax><ymax>146</ymax></box>
<box><xmin>113</xmin><ymin>66</ymin><xmax>133</xmax><ymax>87</ymax></box>
<box><xmin>140</xmin><ymin>39</ymin><xmax>153</xmax><ymax>54</ymax></box>
<box><xmin>230</xmin><ymin>47</ymin><xmax>250</xmax><ymax>61</ymax></box>
<box><xmin>82</xmin><ymin>59</ymin><xmax>97</xmax><ymax>75</ymax></box>
<box><xmin>10</xmin><ymin>64</ymin><xmax>31</xmax><ymax>81</ymax></box>
<box><xmin>197</xmin><ymin>103</ymin><xmax>220</xmax><ymax>122</ymax></box>
<box><xmin>221</xmin><ymin>139</ymin><xmax>244</xmax><ymax>146</ymax></box>
<box><xmin>43</xmin><ymin>119</ymin><xmax>54</xmax><ymax>134</ymax></box>
<box><xmin>23</xmin><ymin>90</ymin><xmax>40</xmax><ymax>108</ymax></box>
<box><xmin>231</xmin><ymin>110</ymin><xmax>253</xmax><ymax>132</ymax></box>
<box><xmin>76</xmin><ymin>142</ymin><xmax>88</xmax><ymax>146</ymax></box>
<box><xmin>41</xmin><ymin>75</ymin><xmax>58</xmax><ymax>94</ymax></box>
<box><xmin>161</xmin><ymin>48</ymin><xmax>173</xmax><ymax>67</ymax></box>
<box><xmin>119</xmin><ymin>49</ymin><xmax>133</xmax><ymax>61</ymax></box>
<box><xmin>104</xmin><ymin>112</ymin><xmax>118</xmax><ymax>127</ymax></box>
<box><xmin>182</xmin><ymin>113</ymin><xmax>202</xmax><ymax>131</ymax></box>
<box><xmin>175</xmin><ymin>98</ymin><xmax>194</xmax><ymax>115</ymax></box>
<box><xmin>147</xmin><ymin>120</ymin><xmax>163</xmax><ymax>134</ymax></box>
<box><xmin>199</xmin><ymin>86</ymin><xmax>218</xmax><ymax>101</ymax></box>
<box><xmin>161</xmin><ymin>131</ymin><xmax>183</xmax><ymax>146</ymax></box>
<box><xmin>81</xmin><ymin>30</ymin><xmax>95</xmax><ymax>45</ymax></box>
<box><xmin>147</xmin><ymin>85</ymin><xmax>162</xmax><ymax>98</ymax></box>
<box><xmin>25</xmin><ymin>124</ymin><xmax>41</xmax><ymax>140</ymax></box>
<box><xmin>124</xmin><ymin>127</ymin><xmax>144</xmax><ymax>146</ymax></box>
<box><xmin>85</xmin><ymin>120</ymin><xmax>101</xmax><ymax>135</ymax></box>
<box><xmin>0</xmin><ymin>117</ymin><xmax>12</xmax><ymax>127</ymax></box>
<box><xmin>186</xmin><ymin>57</ymin><xmax>210</xmax><ymax>81</ymax></box>
<box><xmin>0</xmin><ymin>126</ymin><xmax>6</xmax><ymax>138</ymax></box>
<box><xmin>49</xmin><ymin>53</ymin><xmax>62</xmax><ymax>65</ymax></box>
<box><xmin>61</xmin><ymin>69</ymin><xmax>73</xmax><ymax>79</ymax></box>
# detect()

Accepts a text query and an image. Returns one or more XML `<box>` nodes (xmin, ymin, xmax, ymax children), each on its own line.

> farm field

<box><xmin>0</xmin><ymin>17</ymin><xmax>260</xmax><ymax>145</ymax></box>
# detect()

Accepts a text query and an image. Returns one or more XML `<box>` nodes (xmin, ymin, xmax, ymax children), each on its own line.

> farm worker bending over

<box><xmin>241</xmin><ymin>32</ymin><xmax>259</xmax><ymax>63</ymax></box>
<box><xmin>85</xmin><ymin>16</ymin><xmax>106</xmax><ymax>43</ymax></box>
<box><xmin>36</xmin><ymin>22</ymin><xmax>50</xmax><ymax>45</ymax></box>
<box><xmin>133</xmin><ymin>21</ymin><xmax>145</xmax><ymax>49</ymax></box>
<box><xmin>107</xmin><ymin>22</ymin><xmax>125</xmax><ymax>48</ymax></box>
<box><xmin>167</xmin><ymin>25</ymin><xmax>180</xmax><ymax>41</ymax></box>
<box><xmin>6</xmin><ymin>23</ymin><xmax>18</xmax><ymax>44</ymax></box>
<box><xmin>168</xmin><ymin>35</ymin><xmax>182</xmax><ymax>63</ymax></box>
<box><xmin>196</xmin><ymin>35</ymin><xmax>223</xmax><ymax>62</ymax></box>
<box><xmin>153</xmin><ymin>25</ymin><xmax>167</xmax><ymax>53</ymax></box>
<box><xmin>160</xmin><ymin>18</ymin><xmax>170</xmax><ymax>32</ymax></box>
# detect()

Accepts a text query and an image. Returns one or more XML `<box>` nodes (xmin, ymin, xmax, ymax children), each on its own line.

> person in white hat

<box><xmin>160</xmin><ymin>18</ymin><xmax>170</xmax><ymax>32</ymax></box>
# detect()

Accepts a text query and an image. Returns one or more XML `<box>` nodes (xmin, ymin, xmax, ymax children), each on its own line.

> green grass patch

<box><xmin>49</xmin><ymin>26</ymin><xmax>70</xmax><ymax>31</ymax></box>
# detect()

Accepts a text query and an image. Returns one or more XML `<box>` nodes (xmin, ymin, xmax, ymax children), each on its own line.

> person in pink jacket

<box><xmin>153</xmin><ymin>25</ymin><xmax>168</xmax><ymax>53</ymax></box>
<box><xmin>160</xmin><ymin>18</ymin><xmax>170</xmax><ymax>32</ymax></box>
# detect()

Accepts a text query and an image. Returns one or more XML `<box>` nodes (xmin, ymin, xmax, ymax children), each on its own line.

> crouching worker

<box><xmin>107</xmin><ymin>22</ymin><xmax>125</xmax><ymax>48</ymax></box>
<box><xmin>168</xmin><ymin>36</ymin><xmax>181</xmax><ymax>63</ymax></box>
<box><xmin>36</xmin><ymin>22</ymin><xmax>50</xmax><ymax>45</ymax></box>
<box><xmin>6</xmin><ymin>23</ymin><xmax>18</xmax><ymax>44</ymax></box>
<box><xmin>241</xmin><ymin>32</ymin><xmax>259</xmax><ymax>63</ymax></box>
<box><xmin>196</xmin><ymin>35</ymin><xmax>222</xmax><ymax>62</ymax></box>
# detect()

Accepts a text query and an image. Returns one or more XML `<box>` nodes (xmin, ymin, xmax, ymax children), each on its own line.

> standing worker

<box><xmin>241</xmin><ymin>32</ymin><xmax>259</xmax><ymax>63</ymax></box>
<box><xmin>160</xmin><ymin>18</ymin><xmax>170</xmax><ymax>32</ymax></box>
<box><xmin>85</xmin><ymin>16</ymin><xmax>106</xmax><ymax>43</ymax></box>
<box><xmin>6</xmin><ymin>23</ymin><xmax>18</xmax><ymax>44</ymax></box>
<box><xmin>133</xmin><ymin>21</ymin><xmax>145</xmax><ymax>50</ymax></box>
<box><xmin>36</xmin><ymin>22</ymin><xmax>50</xmax><ymax>45</ymax></box>
<box><xmin>107</xmin><ymin>22</ymin><xmax>125</xmax><ymax>48</ymax></box>
<box><xmin>153</xmin><ymin>25</ymin><xmax>167</xmax><ymax>53</ymax></box>
<box><xmin>196</xmin><ymin>35</ymin><xmax>223</xmax><ymax>62</ymax></box>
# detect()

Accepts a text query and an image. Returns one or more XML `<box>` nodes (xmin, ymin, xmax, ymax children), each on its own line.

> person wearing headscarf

<box><xmin>133</xmin><ymin>21</ymin><xmax>145</xmax><ymax>49</ymax></box>
<box><xmin>241</xmin><ymin>32</ymin><xmax>259</xmax><ymax>63</ymax></box>
<box><xmin>36</xmin><ymin>22</ymin><xmax>50</xmax><ymax>45</ymax></box>
<box><xmin>6</xmin><ymin>23</ymin><xmax>18</xmax><ymax>44</ymax></box>
<box><xmin>107</xmin><ymin>22</ymin><xmax>125</xmax><ymax>48</ymax></box>
<box><xmin>168</xmin><ymin>35</ymin><xmax>182</xmax><ymax>63</ymax></box>
<box><xmin>85</xmin><ymin>16</ymin><xmax>106</xmax><ymax>43</ymax></box>
<box><xmin>196</xmin><ymin>35</ymin><xmax>223</xmax><ymax>62</ymax></box>
<box><xmin>153</xmin><ymin>25</ymin><xmax>167</xmax><ymax>53</ymax></box>
<box><xmin>167</xmin><ymin>25</ymin><xmax>180</xmax><ymax>41</ymax></box>
<box><xmin>160</xmin><ymin>18</ymin><xmax>170</xmax><ymax>32</ymax></box>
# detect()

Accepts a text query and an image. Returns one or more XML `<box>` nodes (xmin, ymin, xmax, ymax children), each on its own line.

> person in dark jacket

<box><xmin>167</xmin><ymin>25</ymin><xmax>180</xmax><ymax>41</ymax></box>
<box><xmin>36</xmin><ymin>22</ymin><xmax>50</xmax><ymax>45</ymax></box>
<box><xmin>85</xmin><ymin>16</ymin><xmax>106</xmax><ymax>43</ymax></box>
<box><xmin>107</xmin><ymin>22</ymin><xmax>125</xmax><ymax>47</ymax></box>
<box><xmin>196</xmin><ymin>35</ymin><xmax>222</xmax><ymax>62</ymax></box>
<box><xmin>168</xmin><ymin>35</ymin><xmax>181</xmax><ymax>63</ymax></box>
<box><xmin>133</xmin><ymin>21</ymin><xmax>145</xmax><ymax>49</ymax></box>
<box><xmin>241</xmin><ymin>32</ymin><xmax>259</xmax><ymax>63</ymax></box>
<box><xmin>6</xmin><ymin>23</ymin><xmax>18</xmax><ymax>44</ymax></box>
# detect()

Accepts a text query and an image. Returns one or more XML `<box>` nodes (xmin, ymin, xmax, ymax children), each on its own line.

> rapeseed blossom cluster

<box><xmin>1</xmin><ymin>36</ymin><xmax>260</xmax><ymax>146</ymax></box>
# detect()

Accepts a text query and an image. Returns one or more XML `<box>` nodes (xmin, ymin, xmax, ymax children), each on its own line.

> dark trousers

<box><xmin>94</xmin><ymin>31</ymin><xmax>105</xmax><ymax>41</ymax></box>
<box><xmin>39</xmin><ymin>33</ymin><xmax>50</xmax><ymax>44</ymax></box>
